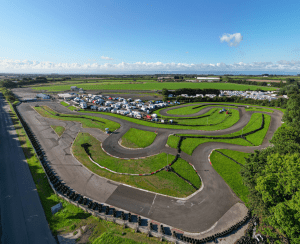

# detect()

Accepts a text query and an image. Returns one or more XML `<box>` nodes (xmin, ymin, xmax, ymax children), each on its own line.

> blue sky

<box><xmin>1</xmin><ymin>0</ymin><xmax>300</xmax><ymax>73</ymax></box>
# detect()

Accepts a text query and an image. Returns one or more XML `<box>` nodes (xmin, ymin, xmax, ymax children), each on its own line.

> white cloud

<box><xmin>101</xmin><ymin>56</ymin><xmax>113</xmax><ymax>60</ymax></box>
<box><xmin>220</xmin><ymin>33</ymin><xmax>243</xmax><ymax>47</ymax></box>
<box><xmin>1</xmin><ymin>58</ymin><xmax>300</xmax><ymax>73</ymax></box>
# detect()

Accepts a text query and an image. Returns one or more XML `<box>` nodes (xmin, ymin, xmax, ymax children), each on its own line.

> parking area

<box><xmin>59</xmin><ymin>93</ymin><xmax>180</xmax><ymax>123</ymax></box>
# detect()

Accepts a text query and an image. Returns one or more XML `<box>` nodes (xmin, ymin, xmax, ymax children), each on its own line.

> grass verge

<box><xmin>60</xmin><ymin>101</ymin><xmax>69</xmax><ymax>106</ymax></box>
<box><xmin>34</xmin><ymin>106</ymin><xmax>120</xmax><ymax>132</ymax></box>
<box><xmin>67</xmin><ymin>105</ymin><xmax>78</xmax><ymax>111</ymax></box>
<box><xmin>73</xmin><ymin>132</ymin><xmax>200</xmax><ymax>197</ymax></box>
<box><xmin>121</xmin><ymin>128</ymin><xmax>157</xmax><ymax>148</ymax></box>
<box><xmin>210</xmin><ymin>149</ymin><xmax>250</xmax><ymax>203</ymax></box>
<box><xmin>50</xmin><ymin>125</ymin><xmax>65</xmax><ymax>137</ymax></box>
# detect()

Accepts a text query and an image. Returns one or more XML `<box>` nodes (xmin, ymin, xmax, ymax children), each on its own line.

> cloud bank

<box><xmin>0</xmin><ymin>59</ymin><xmax>299</xmax><ymax>73</ymax></box>
<box><xmin>101</xmin><ymin>56</ymin><xmax>113</xmax><ymax>60</ymax></box>
<box><xmin>220</xmin><ymin>33</ymin><xmax>243</xmax><ymax>47</ymax></box>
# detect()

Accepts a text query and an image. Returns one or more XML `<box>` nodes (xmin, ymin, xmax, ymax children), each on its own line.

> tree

<box><xmin>255</xmin><ymin>153</ymin><xmax>300</xmax><ymax>242</ymax></box>
<box><xmin>162</xmin><ymin>88</ymin><xmax>169</xmax><ymax>96</ymax></box>
<box><xmin>283</xmin><ymin>94</ymin><xmax>300</xmax><ymax>127</ymax></box>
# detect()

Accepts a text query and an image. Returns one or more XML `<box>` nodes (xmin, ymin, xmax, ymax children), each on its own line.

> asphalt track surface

<box><xmin>0</xmin><ymin>96</ymin><xmax>56</xmax><ymax>244</ymax></box>
<box><xmin>16</xmin><ymin>100</ymin><xmax>283</xmax><ymax>235</ymax></box>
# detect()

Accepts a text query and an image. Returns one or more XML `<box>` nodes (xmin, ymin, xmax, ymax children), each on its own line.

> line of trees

<box><xmin>240</xmin><ymin>95</ymin><xmax>300</xmax><ymax>243</ymax></box>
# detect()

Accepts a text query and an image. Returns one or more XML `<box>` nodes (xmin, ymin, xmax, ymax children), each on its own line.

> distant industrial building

<box><xmin>196</xmin><ymin>77</ymin><xmax>220</xmax><ymax>82</ymax></box>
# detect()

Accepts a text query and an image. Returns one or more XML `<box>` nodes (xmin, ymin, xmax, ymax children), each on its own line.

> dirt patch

<box><xmin>246</xmin><ymin>79</ymin><xmax>285</xmax><ymax>83</ymax></box>
<box><xmin>76</xmin><ymin>225</ymin><xmax>93</xmax><ymax>244</ymax></box>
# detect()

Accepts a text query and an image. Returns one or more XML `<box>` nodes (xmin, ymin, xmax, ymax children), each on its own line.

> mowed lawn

<box><xmin>210</xmin><ymin>149</ymin><xmax>250</xmax><ymax>203</ymax></box>
<box><xmin>166</xmin><ymin>104</ymin><xmax>237</xmax><ymax>115</ymax></box>
<box><xmin>32</xmin><ymin>82</ymin><xmax>277</xmax><ymax>92</ymax></box>
<box><xmin>121</xmin><ymin>128</ymin><xmax>157</xmax><ymax>148</ymax></box>
<box><xmin>73</xmin><ymin>133</ymin><xmax>201</xmax><ymax>197</ymax></box>
<box><xmin>167</xmin><ymin>113</ymin><xmax>271</xmax><ymax>155</ymax></box>
<box><xmin>34</xmin><ymin>106</ymin><xmax>120</xmax><ymax>132</ymax></box>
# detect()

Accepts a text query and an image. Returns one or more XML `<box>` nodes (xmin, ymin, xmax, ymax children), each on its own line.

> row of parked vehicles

<box><xmin>71</xmin><ymin>94</ymin><xmax>179</xmax><ymax>121</ymax></box>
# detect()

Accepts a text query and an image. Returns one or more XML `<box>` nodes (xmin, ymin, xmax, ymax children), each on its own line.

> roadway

<box><xmin>0</xmin><ymin>95</ymin><xmax>56</xmax><ymax>244</ymax></box>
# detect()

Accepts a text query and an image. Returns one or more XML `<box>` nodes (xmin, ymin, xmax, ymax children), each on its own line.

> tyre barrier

<box><xmin>113</xmin><ymin>208</ymin><xmax>117</xmax><ymax>217</ymax></box>
<box><xmin>105</xmin><ymin>206</ymin><xmax>110</xmax><ymax>215</ymax></box>
<box><xmin>88</xmin><ymin>201</ymin><xmax>93</xmax><ymax>209</ymax></box>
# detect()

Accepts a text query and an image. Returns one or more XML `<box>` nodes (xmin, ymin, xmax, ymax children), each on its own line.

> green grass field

<box><xmin>122</xmin><ymin>128</ymin><xmax>157</xmax><ymax>148</ymax></box>
<box><xmin>32</xmin><ymin>82</ymin><xmax>277</xmax><ymax>92</ymax></box>
<box><xmin>67</xmin><ymin>105</ymin><xmax>78</xmax><ymax>111</ymax></box>
<box><xmin>60</xmin><ymin>101</ymin><xmax>69</xmax><ymax>106</ymax></box>
<box><xmin>244</xmin><ymin>107</ymin><xmax>273</xmax><ymax>113</ymax></box>
<box><xmin>82</xmin><ymin>109</ymin><xmax>240</xmax><ymax>131</ymax></box>
<box><xmin>73</xmin><ymin>132</ymin><xmax>200</xmax><ymax>197</ymax></box>
<box><xmin>167</xmin><ymin>113</ymin><xmax>271</xmax><ymax>155</ymax></box>
<box><xmin>166</xmin><ymin>104</ymin><xmax>237</xmax><ymax>115</ymax></box>
<box><xmin>34</xmin><ymin>106</ymin><xmax>120</xmax><ymax>132</ymax></box>
<box><xmin>50</xmin><ymin>125</ymin><xmax>65</xmax><ymax>136</ymax></box>
<box><xmin>210</xmin><ymin>149</ymin><xmax>250</xmax><ymax>203</ymax></box>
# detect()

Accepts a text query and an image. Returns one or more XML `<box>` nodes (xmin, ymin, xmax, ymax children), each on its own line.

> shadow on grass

<box><xmin>67</xmin><ymin>212</ymin><xmax>91</xmax><ymax>220</ymax></box>
<box><xmin>81</xmin><ymin>143</ymin><xmax>92</xmax><ymax>156</ymax></box>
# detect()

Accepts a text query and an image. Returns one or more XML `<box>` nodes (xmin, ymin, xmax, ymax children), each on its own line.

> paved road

<box><xmin>0</xmin><ymin>95</ymin><xmax>56</xmax><ymax>244</ymax></box>
<box><xmin>14</xmin><ymin>100</ymin><xmax>283</xmax><ymax>237</ymax></box>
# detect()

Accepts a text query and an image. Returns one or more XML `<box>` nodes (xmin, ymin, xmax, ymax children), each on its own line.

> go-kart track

<box><xmin>16</xmin><ymin>100</ymin><xmax>283</xmax><ymax>241</ymax></box>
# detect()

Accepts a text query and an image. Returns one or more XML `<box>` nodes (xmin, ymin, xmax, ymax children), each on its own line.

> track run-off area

<box><xmin>16</xmin><ymin>100</ymin><xmax>283</xmax><ymax>239</ymax></box>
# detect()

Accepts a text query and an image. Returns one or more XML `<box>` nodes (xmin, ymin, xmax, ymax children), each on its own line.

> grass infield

<box><xmin>210</xmin><ymin>149</ymin><xmax>250</xmax><ymax>203</ymax></box>
<box><xmin>167</xmin><ymin>113</ymin><xmax>271</xmax><ymax>155</ymax></box>
<box><xmin>34</xmin><ymin>106</ymin><xmax>120</xmax><ymax>132</ymax></box>
<box><xmin>82</xmin><ymin>109</ymin><xmax>240</xmax><ymax>131</ymax></box>
<box><xmin>73</xmin><ymin>132</ymin><xmax>201</xmax><ymax>197</ymax></box>
<box><xmin>50</xmin><ymin>125</ymin><xmax>65</xmax><ymax>136</ymax></box>
<box><xmin>121</xmin><ymin>128</ymin><xmax>157</xmax><ymax>148</ymax></box>
<box><xmin>166</xmin><ymin>104</ymin><xmax>237</xmax><ymax>116</ymax></box>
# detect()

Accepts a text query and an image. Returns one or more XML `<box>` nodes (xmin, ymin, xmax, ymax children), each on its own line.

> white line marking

<box><xmin>148</xmin><ymin>194</ymin><xmax>157</xmax><ymax>215</ymax></box>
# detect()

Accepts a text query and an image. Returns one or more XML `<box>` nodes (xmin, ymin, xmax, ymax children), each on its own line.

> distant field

<box><xmin>229</xmin><ymin>76</ymin><xmax>299</xmax><ymax>80</ymax></box>
<box><xmin>32</xmin><ymin>82</ymin><xmax>277</xmax><ymax>92</ymax></box>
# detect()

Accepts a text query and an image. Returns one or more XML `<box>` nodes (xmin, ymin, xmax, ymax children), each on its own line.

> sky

<box><xmin>1</xmin><ymin>0</ymin><xmax>300</xmax><ymax>74</ymax></box>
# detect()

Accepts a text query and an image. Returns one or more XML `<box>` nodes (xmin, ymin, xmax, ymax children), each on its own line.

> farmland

<box><xmin>31</xmin><ymin>81</ymin><xmax>277</xmax><ymax>92</ymax></box>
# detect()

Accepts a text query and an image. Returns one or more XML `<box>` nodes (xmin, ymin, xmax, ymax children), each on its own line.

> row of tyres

<box><xmin>12</xmin><ymin>105</ymin><xmax>144</xmax><ymax>223</ymax></box>
<box><xmin>236</xmin><ymin>216</ymin><xmax>261</xmax><ymax>244</ymax></box>
<box><xmin>179</xmin><ymin>210</ymin><xmax>252</xmax><ymax>244</ymax></box>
